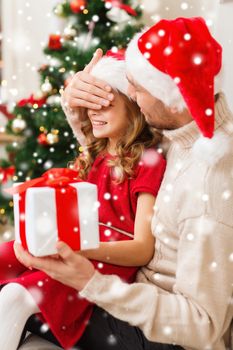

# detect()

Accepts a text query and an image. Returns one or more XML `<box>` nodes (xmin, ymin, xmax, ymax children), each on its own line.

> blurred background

<box><xmin>1</xmin><ymin>0</ymin><xmax>232</xmax><ymax>105</ymax></box>
<box><xmin>0</xmin><ymin>0</ymin><xmax>233</xmax><ymax>238</ymax></box>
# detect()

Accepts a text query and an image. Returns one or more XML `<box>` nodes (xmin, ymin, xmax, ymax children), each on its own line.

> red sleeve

<box><xmin>131</xmin><ymin>149</ymin><xmax>166</xmax><ymax>198</ymax></box>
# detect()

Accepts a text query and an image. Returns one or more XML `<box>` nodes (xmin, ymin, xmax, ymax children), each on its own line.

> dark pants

<box><xmin>22</xmin><ymin>306</ymin><xmax>184</xmax><ymax>350</ymax></box>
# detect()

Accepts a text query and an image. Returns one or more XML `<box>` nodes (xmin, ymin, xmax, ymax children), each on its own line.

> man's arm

<box><xmin>14</xmin><ymin>241</ymin><xmax>96</xmax><ymax>292</ymax></box>
<box><xmin>79</xmin><ymin>217</ymin><xmax>232</xmax><ymax>349</ymax></box>
<box><xmin>15</xmin><ymin>216</ymin><xmax>232</xmax><ymax>349</ymax></box>
<box><xmin>61</xmin><ymin>96</ymin><xmax>87</xmax><ymax>146</ymax></box>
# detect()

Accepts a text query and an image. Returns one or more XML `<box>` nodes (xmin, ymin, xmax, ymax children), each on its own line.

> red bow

<box><xmin>7</xmin><ymin>168</ymin><xmax>81</xmax><ymax>252</ymax></box>
<box><xmin>5</xmin><ymin>168</ymin><xmax>80</xmax><ymax>195</ymax></box>
<box><xmin>0</xmin><ymin>166</ymin><xmax>15</xmax><ymax>183</ymax></box>
<box><xmin>105</xmin><ymin>0</ymin><xmax>137</xmax><ymax>17</ymax></box>
<box><xmin>17</xmin><ymin>95</ymin><xmax>47</xmax><ymax>108</ymax></box>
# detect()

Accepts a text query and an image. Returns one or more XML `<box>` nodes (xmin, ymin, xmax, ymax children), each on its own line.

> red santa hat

<box><xmin>125</xmin><ymin>17</ymin><xmax>222</xmax><ymax>139</ymax></box>
<box><xmin>90</xmin><ymin>49</ymin><xmax>128</xmax><ymax>95</ymax></box>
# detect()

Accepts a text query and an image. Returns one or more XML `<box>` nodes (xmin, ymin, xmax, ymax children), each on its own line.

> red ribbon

<box><xmin>8</xmin><ymin>168</ymin><xmax>82</xmax><ymax>252</ymax></box>
<box><xmin>105</xmin><ymin>0</ymin><xmax>138</xmax><ymax>16</ymax></box>
<box><xmin>106</xmin><ymin>48</ymin><xmax>126</xmax><ymax>60</ymax></box>
<box><xmin>17</xmin><ymin>94</ymin><xmax>47</xmax><ymax>108</ymax></box>
<box><xmin>0</xmin><ymin>105</ymin><xmax>14</xmax><ymax>120</ymax></box>
<box><xmin>0</xmin><ymin>166</ymin><xmax>15</xmax><ymax>183</ymax></box>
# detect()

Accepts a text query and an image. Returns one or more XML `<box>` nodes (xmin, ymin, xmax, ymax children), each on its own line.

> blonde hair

<box><xmin>74</xmin><ymin>92</ymin><xmax>161</xmax><ymax>183</ymax></box>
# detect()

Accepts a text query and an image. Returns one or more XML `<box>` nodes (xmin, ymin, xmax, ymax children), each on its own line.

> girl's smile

<box><xmin>90</xmin><ymin>119</ymin><xmax>108</xmax><ymax>127</ymax></box>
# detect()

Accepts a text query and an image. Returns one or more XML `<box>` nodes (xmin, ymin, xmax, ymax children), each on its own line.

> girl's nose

<box><xmin>87</xmin><ymin>109</ymin><xmax>99</xmax><ymax>117</ymax></box>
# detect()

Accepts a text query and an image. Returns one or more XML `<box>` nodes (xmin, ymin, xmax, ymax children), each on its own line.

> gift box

<box><xmin>7</xmin><ymin>168</ymin><xmax>99</xmax><ymax>256</ymax></box>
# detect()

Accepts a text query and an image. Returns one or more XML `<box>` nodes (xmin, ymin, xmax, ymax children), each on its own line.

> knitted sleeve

<box><xmin>80</xmin><ymin>216</ymin><xmax>232</xmax><ymax>349</ymax></box>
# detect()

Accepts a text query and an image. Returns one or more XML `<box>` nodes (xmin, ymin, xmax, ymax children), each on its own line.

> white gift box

<box><xmin>13</xmin><ymin>182</ymin><xmax>100</xmax><ymax>257</ymax></box>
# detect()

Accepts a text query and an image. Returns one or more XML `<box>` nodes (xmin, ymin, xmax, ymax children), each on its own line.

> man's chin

<box><xmin>146</xmin><ymin>120</ymin><xmax>165</xmax><ymax>131</ymax></box>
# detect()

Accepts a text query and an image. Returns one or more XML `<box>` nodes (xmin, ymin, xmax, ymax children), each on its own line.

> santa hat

<box><xmin>90</xmin><ymin>49</ymin><xmax>128</xmax><ymax>95</ymax></box>
<box><xmin>125</xmin><ymin>17</ymin><xmax>222</xmax><ymax>139</ymax></box>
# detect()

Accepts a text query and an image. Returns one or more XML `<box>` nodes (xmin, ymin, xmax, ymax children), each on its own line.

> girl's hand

<box><xmin>14</xmin><ymin>241</ymin><xmax>95</xmax><ymax>291</ymax></box>
<box><xmin>61</xmin><ymin>48</ymin><xmax>114</xmax><ymax>111</ymax></box>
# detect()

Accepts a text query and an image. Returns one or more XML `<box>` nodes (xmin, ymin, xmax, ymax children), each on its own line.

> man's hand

<box><xmin>61</xmin><ymin>48</ymin><xmax>114</xmax><ymax>111</ymax></box>
<box><xmin>14</xmin><ymin>241</ymin><xmax>95</xmax><ymax>291</ymax></box>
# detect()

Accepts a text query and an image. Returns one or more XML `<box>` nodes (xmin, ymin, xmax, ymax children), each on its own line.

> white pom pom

<box><xmin>192</xmin><ymin>132</ymin><xmax>231</xmax><ymax>165</ymax></box>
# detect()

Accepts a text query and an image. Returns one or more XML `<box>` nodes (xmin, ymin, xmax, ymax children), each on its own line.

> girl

<box><xmin>0</xmin><ymin>52</ymin><xmax>166</xmax><ymax>350</ymax></box>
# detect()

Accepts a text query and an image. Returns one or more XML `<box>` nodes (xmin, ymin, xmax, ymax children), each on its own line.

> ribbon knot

<box><xmin>46</xmin><ymin>176</ymin><xmax>72</xmax><ymax>187</ymax></box>
<box><xmin>9</xmin><ymin>168</ymin><xmax>82</xmax><ymax>253</ymax></box>
<box><xmin>4</xmin><ymin>168</ymin><xmax>80</xmax><ymax>195</ymax></box>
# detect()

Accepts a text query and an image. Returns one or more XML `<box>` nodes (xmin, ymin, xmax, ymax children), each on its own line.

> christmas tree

<box><xmin>0</xmin><ymin>0</ymin><xmax>143</xmax><ymax>226</ymax></box>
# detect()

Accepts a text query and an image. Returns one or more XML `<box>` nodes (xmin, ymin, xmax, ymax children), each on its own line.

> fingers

<box><xmin>63</xmin><ymin>79</ymin><xmax>114</xmax><ymax>110</ymax></box>
<box><xmin>30</xmin><ymin>257</ymin><xmax>58</xmax><ymax>273</ymax></box>
<box><xmin>71</xmin><ymin>71</ymin><xmax>112</xmax><ymax>95</ymax></box>
<box><xmin>13</xmin><ymin>241</ymin><xmax>34</xmax><ymax>269</ymax></box>
<box><xmin>13</xmin><ymin>241</ymin><xmax>22</xmax><ymax>256</ymax></box>
<box><xmin>71</xmin><ymin>88</ymin><xmax>111</xmax><ymax>108</ymax></box>
<box><xmin>78</xmin><ymin>79</ymin><xmax>113</xmax><ymax>101</ymax></box>
<box><xmin>84</xmin><ymin>48</ymin><xmax>103</xmax><ymax>73</ymax></box>
<box><xmin>13</xmin><ymin>242</ymin><xmax>59</xmax><ymax>273</ymax></box>
<box><xmin>56</xmin><ymin>241</ymin><xmax>81</xmax><ymax>265</ymax></box>
<box><xmin>61</xmin><ymin>50</ymin><xmax>114</xmax><ymax>112</ymax></box>
<box><xmin>64</xmin><ymin>97</ymin><xmax>102</xmax><ymax>110</ymax></box>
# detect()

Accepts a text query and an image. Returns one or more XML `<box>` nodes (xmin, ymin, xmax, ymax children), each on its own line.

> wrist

<box><xmin>79</xmin><ymin>268</ymin><xmax>95</xmax><ymax>291</ymax></box>
<box><xmin>75</xmin><ymin>256</ymin><xmax>96</xmax><ymax>291</ymax></box>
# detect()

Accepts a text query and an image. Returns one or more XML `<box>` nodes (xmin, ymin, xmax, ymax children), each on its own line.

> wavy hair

<box><xmin>74</xmin><ymin>92</ymin><xmax>161</xmax><ymax>183</ymax></box>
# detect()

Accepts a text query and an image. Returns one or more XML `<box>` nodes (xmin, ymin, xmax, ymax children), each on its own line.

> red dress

<box><xmin>0</xmin><ymin>152</ymin><xmax>165</xmax><ymax>349</ymax></box>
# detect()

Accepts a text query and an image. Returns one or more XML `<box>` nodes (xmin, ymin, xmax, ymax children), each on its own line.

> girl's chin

<box><xmin>92</xmin><ymin>132</ymin><xmax>107</xmax><ymax>138</ymax></box>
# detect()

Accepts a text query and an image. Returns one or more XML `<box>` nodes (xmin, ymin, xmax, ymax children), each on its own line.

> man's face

<box><xmin>126</xmin><ymin>73</ymin><xmax>183</xmax><ymax>130</ymax></box>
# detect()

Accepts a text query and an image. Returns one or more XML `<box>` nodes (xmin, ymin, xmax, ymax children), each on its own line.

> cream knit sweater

<box><xmin>70</xmin><ymin>93</ymin><xmax>233</xmax><ymax>350</ymax></box>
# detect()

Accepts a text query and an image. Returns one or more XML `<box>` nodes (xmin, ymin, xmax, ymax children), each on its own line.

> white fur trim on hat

<box><xmin>192</xmin><ymin>131</ymin><xmax>231</xmax><ymax>165</ymax></box>
<box><xmin>125</xmin><ymin>33</ymin><xmax>186</xmax><ymax>112</ymax></box>
<box><xmin>126</xmin><ymin>32</ymin><xmax>223</xmax><ymax>112</ymax></box>
<box><xmin>91</xmin><ymin>56</ymin><xmax>128</xmax><ymax>95</ymax></box>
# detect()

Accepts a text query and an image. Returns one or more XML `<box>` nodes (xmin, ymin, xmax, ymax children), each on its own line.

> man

<box><xmin>17</xmin><ymin>17</ymin><xmax>232</xmax><ymax>350</ymax></box>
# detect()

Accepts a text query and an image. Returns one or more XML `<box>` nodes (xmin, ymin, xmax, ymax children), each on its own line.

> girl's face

<box><xmin>87</xmin><ymin>91</ymin><xmax>129</xmax><ymax>152</ymax></box>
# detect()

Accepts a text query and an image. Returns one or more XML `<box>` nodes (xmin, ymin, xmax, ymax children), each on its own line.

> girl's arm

<box><xmin>79</xmin><ymin>193</ymin><xmax>155</xmax><ymax>266</ymax></box>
